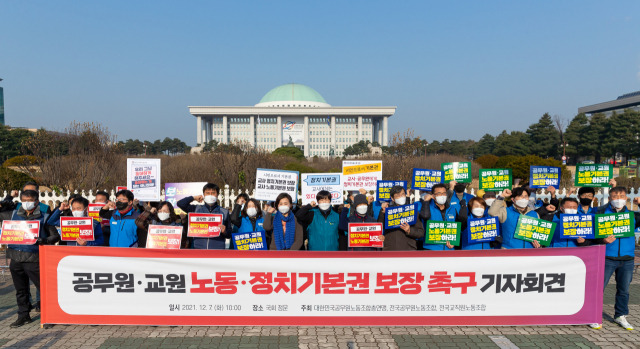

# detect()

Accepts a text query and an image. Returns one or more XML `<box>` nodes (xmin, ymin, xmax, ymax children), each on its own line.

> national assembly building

<box><xmin>188</xmin><ymin>84</ymin><xmax>396</xmax><ymax>157</ymax></box>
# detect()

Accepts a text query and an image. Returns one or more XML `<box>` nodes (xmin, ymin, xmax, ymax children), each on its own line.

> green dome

<box><xmin>256</xmin><ymin>84</ymin><xmax>329</xmax><ymax>107</ymax></box>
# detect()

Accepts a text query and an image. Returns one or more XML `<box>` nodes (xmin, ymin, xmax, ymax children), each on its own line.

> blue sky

<box><xmin>1</xmin><ymin>1</ymin><xmax>639</xmax><ymax>145</ymax></box>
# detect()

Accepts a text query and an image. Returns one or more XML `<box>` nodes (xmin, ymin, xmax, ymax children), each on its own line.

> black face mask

<box><xmin>579</xmin><ymin>198</ymin><xmax>593</xmax><ymax>207</ymax></box>
<box><xmin>454</xmin><ymin>184</ymin><xmax>466</xmax><ymax>193</ymax></box>
<box><xmin>116</xmin><ymin>201</ymin><xmax>129</xmax><ymax>211</ymax></box>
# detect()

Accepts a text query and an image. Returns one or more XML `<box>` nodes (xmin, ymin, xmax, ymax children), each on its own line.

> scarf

<box><xmin>273</xmin><ymin>211</ymin><xmax>296</xmax><ymax>250</ymax></box>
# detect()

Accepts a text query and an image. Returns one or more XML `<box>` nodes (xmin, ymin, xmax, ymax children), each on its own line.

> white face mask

<box><xmin>611</xmin><ymin>199</ymin><xmax>626</xmax><ymax>209</ymax></box>
<box><xmin>394</xmin><ymin>197</ymin><xmax>406</xmax><ymax>206</ymax></box>
<box><xmin>318</xmin><ymin>203</ymin><xmax>331</xmax><ymax>211</ymax></box>
<box><xmin>157</xmin><ymin>212</ymin><xmax>170</xmax><ymax>221</ymax></box>
<box><xmin>484</xmin><ymin>199</ymin><xmax>495</xmax><ymax>207</ymax></box>
<box><xmin>22</xmin><ymin>201</ymin><xmax>36</xmax><ymax>211</ymax></box>
<box><xmin>563</xmin><ymin>208</ymin><xmax>578</xmax><ymax>215</ymax></box>
<box><xmin>356</xmin><ymin>205</ymin><xmax>368</xmax><ymax>216</ymax></box>
<box><xmin>72</xmin><ymin>210</ymin><xmax>86</xmax><ymax>218</ymax></box>
<box><xmin>471</xmin><ymin>207</ymin><xmax>485</xmax><ymax>217</ymax></box>
<box><xmin>435</xmin><ymin>196</ymin><xmax>447</xmax><ymax>205</ymax></box>
<box><xmin>515</xmin><ymin>199</ymin><xmax>529</xmax><ymax>208</ymax></box>
<box><xmin>204</xmin><ymin>195</ymin><xmax>217</xmax><ymax>205</ymax></box>
<box><xmin>246</xmin><ymin>207</ymin><xmax>257</xmax><ymax>217</ymax></box>
<box><xmin>278</xmin><ymin>205</ymin><xmax>290</xmax><ymax>214</ymax></box>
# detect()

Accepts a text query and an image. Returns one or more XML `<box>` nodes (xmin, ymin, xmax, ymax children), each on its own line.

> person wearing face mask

<box><xmin>482</xmin><ymin>191</ymin><xmax>497</xmax><ymax>212</ymax></box>
<box><xmin>177</xmin><ymin>183</ymin><xmax>231</xmax><ymax>250</ymax></box>
<box><xmin>448</xmin><ymin>181</ymin><xmax>475</xmax><ymax>214</ymax></box>
<box><xmin>48</xmin><ymin>197</ymin><xmax>104</xmax><ymax>246</ymax></box>
<box><xmin>99</xmin><ymin>189</ymin><xmax>146</xmax><ymax>248</ymax></box>
<box><xmin>263</xmin><ymin>193</ymin><xmax>304</xmax><ymax>250</ymax></box>
<box><xmin>229</xmin><ymin>193</ymin><xmax>250</xmax><ymax>246</ymax></box>
<box><xmin>296</xmin><ymin>190</ymin><xmax>340</xmax><ymax>251</ymax></box>
<box><xmin>94</xmin><ymin>190</ymin><xmax>112</xmax><ymax>246</ymax></box>
<box><xmin>0</xmin><ymin>182</ymin><xmax>51</xmax><ymax>215</ymax></box>
<box><xmin>460</xmin><ymin>197</ymin><xmax>501</xmax><ymax>250</ymax></box>
<box><xmin>230</xmin><ymin>198</ymin><xmax>266</xmax><ymax>249</ymax></box>
<box><xmin>135</xmin><ymin>201</ymin><xmax>187</xmax><ymax>248</ymax></box>
<box><xmin>378</xmin><ymin>185</ymin><xmax>424</xmax><ymax>251</ymax></box>
<box><xmin>565</xmin><ymin>187</ymin><xmax>598</xmax><ymax>214</ymax></box>
<box><xmin>339</xmin><ymin>194</ymin><xmax>382</xmax><ymax>251</ymax></box>
<box><xmin>488</xmin><ymin>187</ymin><xmax>542</xmax><ymax>249</ymax></box>
<box><xmin>546</xmin><ymin>197</ymin><xmax>591</xmax><ymax>249</ymax></box>
<box><xmin>420</xmin><ymin>183</ymin><xmax>466</xmax><ymax>251</ymax></box>
<box><xmin>589</xmin><ymin>185</ymin><xmax>640</xmax><ymax>331</ymax></box>
<box><xmin>0</xmin><ymin>190</ymin><xmax>59</xmax><ymax>328</ymax></box>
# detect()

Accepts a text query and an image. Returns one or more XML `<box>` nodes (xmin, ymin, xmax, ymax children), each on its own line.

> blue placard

<box><xmin>530</xmin><ymin>166</ymin><xmax>561</xmax><ymax>189</ymax></box>
<box><xmin>467</xmin><ymin>217</ymin><xmax>499</xmax><ymax>243</ymax></box>
<box><xmin>232</xmin><ymin>231</ymin><xmax>268</xmax><ymax>250</ymax></box>
<box><xmin>559</xmin><ymin>214</ymin><xmax>594</xmax><ymax>239</ymax></box>
<box><xmin>412</xmin><ymin>168</ymin><xmax>443</xmax><ymax>191</ymax></box>
<box><xmin>376</xmin><ymin>180</ymin><xmax>407</xmax><ymax>202</ymax></box>
<box><xmin>385</xmin><ymin>203</ymin><xmax>417</xmax><ymax>229</ymax></box>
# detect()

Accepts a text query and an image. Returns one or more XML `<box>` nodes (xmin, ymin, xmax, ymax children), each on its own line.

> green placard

<box><xmin>574</xmin><ymin>164</ymin><xmax>612</xmax><ymax>187</ymax></box>
<box><xmin>441</xmin><ymin>162</ymin><xmax>471</xmax><ymax>183</ymax></box>
<box><xmin>513</xmin><ymin>215</ymin><xmax>556</xmax><ymax>247</ymax></box>
<box><xmin>594</xmin><ymin>212</ymin><xmax>635</xmax><ymax>238</ymax></box>
<box><xmin>425</xmin><ymin>220</ymin><xmax>461</xmax><ymax>246</ymax></box>
<box><xmin>479</xmin><ymin>168</ymin><xmax>512</xmax><ymax>192</ymax></box>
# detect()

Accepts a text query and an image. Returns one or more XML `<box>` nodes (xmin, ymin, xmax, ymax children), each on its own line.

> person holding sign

<box><xmin>94</xmin><ymin>191</ymin><xmax>112</xmax><ymax>246</ymax></box>
<box><xmin>545</xmin><ymin>197</ymin><xmax>591</xmax><ymax>248</ymax></box>
<box><xmin>263</xmin><ymin>193</ymin><xmax>304</xmax><ymax>250</ymax></box>
<box><xmin>339</xmin><ymin>194</ymin><xmax>382</xmax><ymax>251</ymax></box>
<box><xmin>296</xmin><ymin>190</ymin><xmax>340</xmax><ymax>251</ymax></box>
<box><xmin>460</xmin><ymin>197</ymin><xmax>500</xmax><ymax>250</ymax></box>
<box><xmin>488</xmin><ymin>187</ymin><xmax>542</xmax><ymax>249</ymax></box>
<box><xmin>0</xmin><ymin>190</ymin><xmax>59</xmax><ymax>328</ymax></box>
<box><xmin>47</xmin><ymin>197</ymin><xmax>104</xmax><ymax>246</ymax></box>
<box><xmin>421</xmin><ymin>183</ymin><xmax>465</xmax><ymax>250</ymax></box>
<box><xmin>176</xmin><ymin>183</ymin><xmax>231</xmax><ymax>250</ymax></box>
<box><xmin>230</xmin><ymin>198</ymin><xmax>266</xmax><ymax>249</ymax></box>
<box><xmin>135</xmin><ymin>201</ymin><xmax>186</xmax><ymax>248</ymax></box>
<box><xmin>378</xmin><ymin>186</ymin><xmax>424</xmax><ymax>250</ymax></box>
<box><xmin>99</xmin><ymin>189</ymin><xmax>146</xmax><ymax>248</ymax></box>
<box><xmin>590</xmin><ymin>186</ymin><xmax>640</xmax><ymax>330</ymax></box>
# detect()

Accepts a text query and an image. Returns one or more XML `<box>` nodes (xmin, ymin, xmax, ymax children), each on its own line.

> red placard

<box><xmin>116</xmin><ymin>186</ymin><xmax>127</xmax><ymax>192</ymax></box>
<box><xmin>0</xmin><ymin>220</ymin><xmax>40</xmax><ymax>245</ymax></box>
<box><xmin>146</xmin><ymin>225</ymin><xmax>182</xmax><ymax>249</ymax></box>
<box><xmin>187</xmin><ymin>213</ymin><xmax>223</xmax><ymax>238</ymax></box>
<box><xmin>88</xmin><ymin>203</ymin><xmax>109</xmax><ymax>225</ymax></box>
<box><xmin>348</xmin><ymin>223</ymin><xmax>384</xmax><ymax>248</ymax></box>
<box><xmin>59</xmin><ymin>217</ymin><xmax>95</xmax><ymax>242</ymax></box>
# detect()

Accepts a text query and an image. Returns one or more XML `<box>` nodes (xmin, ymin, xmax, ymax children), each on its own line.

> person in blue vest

<box><xmin>339</xmin><ymin>194</ymin><xmax>382</xmax><ymax>251</ymax></box>
<box><xmin>420</xmin><ymin>183</ymin><xmax>466</xmax><ymax>250</ymax></box>
<box><xmin>488</xmin><ymin>187</ymin><xmax>542</xmax><ymax>249</ymax></box>
<box><xmin>229</xmin><ymin>193</ymin><xmax>250</xmax><ymax>248</ymax></box>
<box><xmin>0</xmin><ymin>190</ymin><xmax>59</xmax><ymax>328</ymax></box>
<box><xmin>47</xmin><ymin>197</ymin><xmax>104</xmax><ymax>246</ymax></box>
<box><xmin>177</xmin><ymin>183</ymin><xmax>231</xmax><ymax>250</ymax></box>
<box><xmin>565</xmin><ymin>186</ymin><xmax>599</xmax><ymax>214</ymax></box>
<box><xmin>230</xmin><ymin>198</ymin><xmax>266</xmax><ymax>249</ymax></box>
<box><xmin>263</xmin><ymin>193</ymin><xmax>304</xmax><ymax>250</ymax></box>
<box><xmin>545</xmin><ymin>197</ymin><xmax>591</xmax><ymax>249</ymax></box>
<box><xmin>135</xmin><ymin>201</ymin><xmax>187</xmax><ymax>248</ymax></box>
<box><xmin>296</xmin><ymin>190</ymin><xmax>340</xmax><ymax>251</ymax></box>
<box><xmin>378</xmin><ymin>185</ymin><xmax>424</xmax><ymax>250</ymax></box>
<box><xmin>589</xmin><ymin>185</ymin><xmax>640</xmax><ymax>330</ymax></box>
<box><xmin>94</xmin><ymin>190</ymin><xmax>112</xmax><ymax>246</ymax></box>
<box><xmin>99</xmin><ymin>189</ymin><xmax>146</xmax><ymax>248</ymax></box>
<box><xmin>460</xmin><ymin>197</ymin><xmax>501</xmax><ymax>250</ymax></box>
<box><xmin>448</xmin><ymin>181</ymin><xmax>474</xmax><ymax>214</ymax></box>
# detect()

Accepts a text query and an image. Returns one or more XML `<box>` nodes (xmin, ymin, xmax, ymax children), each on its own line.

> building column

<box><xmin>376</xmin><ymin>119</ymin><xmax>382</xmax><ymax>145</ymax></box>
<box><xmin>276</xmin><ymin>116</ymin><xmax>282</xmax><ymax>147</ymax></box>
<box><xmin>222</xmin><ymin>116</ymin><xmax>228</xmax><ymax>144</ymax></box>
<box><xmin>357</xmin><ymin>116</ymin><xmax>363</xmax><ymax>141</ymax></box>
<box><xmin>196</xmin><ymin>116</ymin><xmax>202</xmax><ymax>145</ymax></box>
<box><xmin>383</xmin><ymin>116</ymin><xmax>389</xmax><ymax>146</ymax></box>
<box><xmin>303</xmin><ymin>116</ymin><xmax>309</xmax><ymax>157</ymax></box>
<box><xmin>331</xmin><ymin>116</ymin><xmax>336</xmax><ymax>155</ymax></box>
<box><xmin>206</xmin><ymin>118</ymin><xmax>211</xmax><ymax>143</ymax></box>
<box><xmin>249</xmin><ymin>116</ymin><xmax>255</xmax><ymax>147</ymax></box>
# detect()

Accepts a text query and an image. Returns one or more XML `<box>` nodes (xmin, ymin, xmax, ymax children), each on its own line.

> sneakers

<box><xmin>10</xmin><ymin>316</ymin><xmax>33</xmax><ymax>328</ymax></box>
<box><xmin>614</xmin><ymin>316</ymin><xmax>634</xmax><ymax>330</ymax></box>
<box><xmin>589</xmin><ymin>323</ymin><xmax>601</xmax><ymax>329</ymax></box>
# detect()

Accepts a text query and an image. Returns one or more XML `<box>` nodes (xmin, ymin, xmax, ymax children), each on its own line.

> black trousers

<box><xmin>9</xmin><ymin>260</ymin><xmax>40</xmax><ymax>317</ymax></box>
